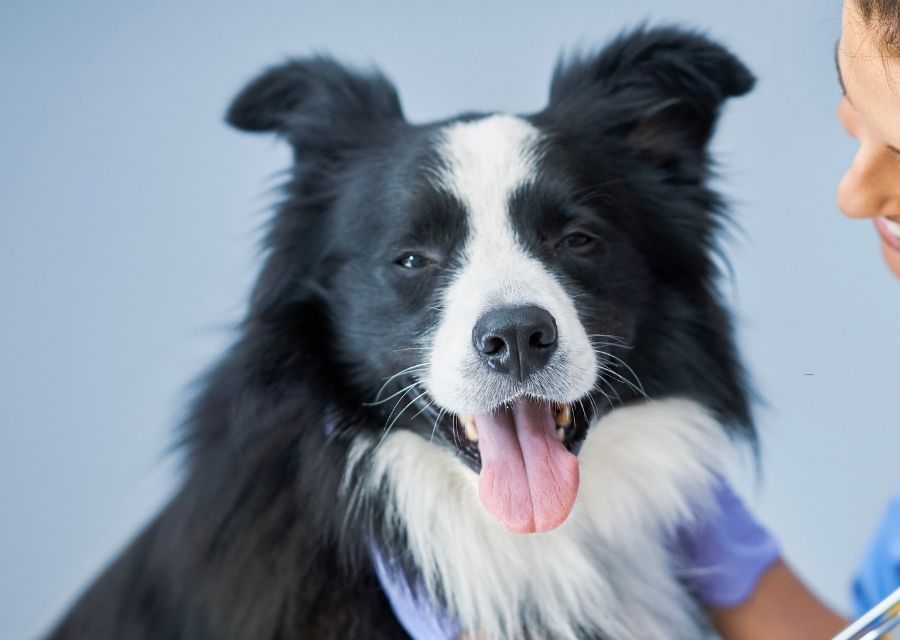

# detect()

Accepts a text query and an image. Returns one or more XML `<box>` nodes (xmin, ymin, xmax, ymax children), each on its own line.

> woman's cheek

<box><xmin>838</xmin><ymin>97</ymin><xmax>860</xmax><ymax>138</ymax></box>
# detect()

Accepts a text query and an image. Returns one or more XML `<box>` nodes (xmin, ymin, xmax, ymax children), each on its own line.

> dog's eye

<box><xmin>556</xmin><ymin>232</ymin><xmax>593</xmax><ymax>250</ymax></box>
<box><xmin>395</xmin><ymin>254</ymin><xmax>433</xmax><ymax>269</ymax></box>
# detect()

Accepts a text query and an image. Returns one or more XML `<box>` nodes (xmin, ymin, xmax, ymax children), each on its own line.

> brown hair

<box><xmin>855</xmin><ymin>0</ymin><xmax>900</xmax><ymax>54</ymax></box>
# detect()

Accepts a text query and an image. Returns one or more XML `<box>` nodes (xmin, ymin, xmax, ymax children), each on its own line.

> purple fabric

<box><xmin>371</xmin><ymin>478</ymin><xmax>780</xmax><ymax>639</ymax></box>
<box><xmin>675</xmin><ymin>479</ymin><xmax>780</xmax><ymax>608</ymax></box>
<box><xmin>371</xmin><ymin>548</ymin><xmax>462</xmax><ymax>640</ymax></box>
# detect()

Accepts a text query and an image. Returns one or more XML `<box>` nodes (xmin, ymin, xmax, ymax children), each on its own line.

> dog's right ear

<box><xmin>226</xmin><ymin>56</ymin><xmax>404</xmax><ymax>152</ymax></box>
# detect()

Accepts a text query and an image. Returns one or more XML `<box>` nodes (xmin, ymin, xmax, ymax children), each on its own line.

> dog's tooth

<box><xmin>556</xmin><ymin>426</ymin><xmax>566</xmax><ymax>441</ymax></box>
<box><xmin>460</xmin><ymin>415</ymin><xmax>478</xmax><ymax>442</ymax></box>
<box><xmin>554</xmin><ymin>404</ymin><xmax>572</xmax><ymax>428</ymax></box>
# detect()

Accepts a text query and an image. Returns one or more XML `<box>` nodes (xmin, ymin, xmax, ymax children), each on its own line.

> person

<box><xmin>374</xmin><ymin>0</ymin><xmax>900</xmax><ymax>637</ymax></box>
<box><xmin>836</xmin><ymin>0</ymin><xmax>900</xmax><ymax>620</ymax></box>
<box><xmin>837</xmin><ymin>0</ymin><xmax>900</xmax><ymax>281</ymax></box>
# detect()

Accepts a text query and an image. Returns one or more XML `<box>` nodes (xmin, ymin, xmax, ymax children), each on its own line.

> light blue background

<box><xmin>2</xmin><ymin>1</ymin><xmax>898</xmax><ymax>637</ymax></box>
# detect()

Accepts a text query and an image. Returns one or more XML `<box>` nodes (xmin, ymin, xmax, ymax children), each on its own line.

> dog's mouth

<box><xmin>407</xmin><ymin>391</ymin><xmax>593</xmax><ymax>534</ymax></box>
<box><xmin>458</xmin><ymin>401</ymin><xmax>576</xmax><ymax>446</ymax></box>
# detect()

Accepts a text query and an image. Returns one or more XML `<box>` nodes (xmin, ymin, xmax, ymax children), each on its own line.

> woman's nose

<box><xmin>837</xmin><ymin>146</ymin><xmax>890</xmax><ymax>219</ymax></box>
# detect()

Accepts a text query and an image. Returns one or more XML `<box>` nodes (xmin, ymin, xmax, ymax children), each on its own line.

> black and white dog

<box><xmin>49</xmin><ymin>27</ymin><xmax>756</xmax><ymax>640</ymax></box>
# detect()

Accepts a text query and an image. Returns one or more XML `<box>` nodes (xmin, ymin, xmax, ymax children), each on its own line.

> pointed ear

<box><xmin>544</xmin><ymin>27</ymin><xmax>754</xmax><ymax>167</ymax></box>
<box><xmin>226</xmin><ymin>56</ymin><xmax>404</xmax><ymax>152</ymax></box>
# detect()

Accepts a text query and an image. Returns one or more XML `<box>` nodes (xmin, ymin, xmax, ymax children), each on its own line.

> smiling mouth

<box><xmin>408</xmin><ymin>393</ymin><xmax>592</xmax><ymax>534</ymax></box>
<box><xmin>876</xmin><ymin>216</ymin><xmax>900</xmax><ymax>252</ymax></box>
<box><xmin>459</xmin><ymin>402</ymin><xmax>574</xmax><ymax>443</ymax></box>
<box><xmin>411</xmin><ymin>396</ymin><xmax>589</xmax><ymax>467</ymax></box>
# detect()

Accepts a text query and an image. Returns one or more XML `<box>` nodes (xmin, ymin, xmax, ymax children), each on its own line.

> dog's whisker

<box><xmin>592</xmin><ymin>377</ymin><xmax>620</xmax><ymax>408</ymax></box>
<box><xmin>409</xmin><ymin>399</ymin><xmax>436</xmax><ymax>423</ymax></box>
<box><xmin>591</xmin><ymin>347</ymin><xmax>646</xmax><ymax>399</ymax></box>
<box><xmin>589</xmin><ymin>393</ymin><xmax>599</xmax><ymax>410</ymax></box>
<box><xmin>363</xmin><ymin>381</ymin><xmax>421</xmax><ymax>407</ymax></box>
<box><xmin>603</xmin><ymin>353</ymin><xmax>647</xmax><ymax>397</ymax></box>
<box><xmin>383</xmin><ymin>384</ymin><xmax>419</xmax><ymax>428</ymax></box>
<box><xmin>372</xmin><ymin>363</ymin><xmax>429</xmax><ymax>401</ymax></box>
<box><xmin>379</xmin><ymin>362</ymin><xmax>429</xmax><ymax>381</ymax></box>
<box><xmin>451</xmin><ymin>415</ymin><xmax>461</xmax><ymax>450</ymax></box>
<box><xmin>596</xmin><ymin>363</ymin><xmax>641</xmax><ymax>398</ymax></box>
<box><xmin>429</xmin><ymin>408</ymin><xmax>446</xmax><ymax>444</ymax></box>
<box><xmin>586</xmin><ymin>333</ymin><xmax>634</xmax><ymax>350</ymax></box>
<box><xmin>585</xmin><ymin>333</ymin><xmax>627</xmax><ymax>342</ymax></box>
<box><xmin>376</xmin><ymin>390</ymin><xmax>430</xmax><ymax>451</ymax></box>
<box><xmin>587</xmin><ymin>391</ymin><xmax>602</xmax><ymax>416</ymax></box>
<box><xmin>589</xmin><ymin>340</ymin><xmax>633</xmax><ymax>350</ymax></box>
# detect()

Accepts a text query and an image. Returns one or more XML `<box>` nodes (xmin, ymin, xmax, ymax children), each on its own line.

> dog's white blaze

<box><xmin>356</xmin><ymin>399</ymin><xmax>732</xmax><ymax>639</ymax></box>
<box><xmin>425</xmin><ymin>114</ymin><xmax>596</xmax><ymax>415</ymax></box>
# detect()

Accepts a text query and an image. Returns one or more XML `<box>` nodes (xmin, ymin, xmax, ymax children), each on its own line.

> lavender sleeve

<box><xmin>370</xmin><ymin>548</ymin><xmax>462</xmax><ymax>640</ymax></box>
<box><xmin>371</xmin><ymin>478</ymin><xmax>780</xmax><ymax>638</ymax></box>
<box><xmin>675</xmin><ymin>479</ymin><xmax>781</xmax><ymax>608</ymax></box>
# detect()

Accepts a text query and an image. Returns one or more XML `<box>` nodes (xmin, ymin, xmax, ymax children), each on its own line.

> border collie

<box><xmin>48</xmin><ymin>26</ymin><xmax>755</xmax><ymax>640</ymax></box>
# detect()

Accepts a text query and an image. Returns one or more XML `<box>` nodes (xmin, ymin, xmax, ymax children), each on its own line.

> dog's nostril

<box><xmin>529</xmin><ymin>324</ymin><xmax>557</xmax><ymax>349</ymax></box>
<box><xmin>482</xmin><ymin>336</ymin><xmax>506</xmax><ymax>355</ymax></box>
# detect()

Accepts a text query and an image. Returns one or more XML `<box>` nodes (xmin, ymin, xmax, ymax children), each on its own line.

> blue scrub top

<box><xmin>853</xmin><ymin>487</ymin><xmax>900</xmax><ymax>616</ymax></box>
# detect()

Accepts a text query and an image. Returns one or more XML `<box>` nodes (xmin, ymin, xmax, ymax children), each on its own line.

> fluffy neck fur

<box><xmin>352</xmin><ymin>398</ymin><xmax>733</xmax><ymax>639</ymax></box>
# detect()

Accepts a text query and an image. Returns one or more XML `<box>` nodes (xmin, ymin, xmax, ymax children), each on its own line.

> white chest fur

<box><xmin>356</xmin><ymin>398</ymin><xmax>733</xmax><ymax>639</ymax></box>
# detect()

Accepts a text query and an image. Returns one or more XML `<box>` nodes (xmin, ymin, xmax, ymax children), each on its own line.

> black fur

<box><xmin>47</xmin><ymin>27</ymin><xmax>754</xmax><ymax>639</ymax></box>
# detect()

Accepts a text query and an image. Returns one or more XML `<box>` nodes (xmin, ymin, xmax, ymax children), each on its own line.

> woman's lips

<box><xmin>875</xmin><ymin>216</ymin><xmax>900</xmax><ymax>253</ymax></box>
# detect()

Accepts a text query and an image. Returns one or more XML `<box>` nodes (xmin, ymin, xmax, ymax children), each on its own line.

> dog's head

<box><xmin>227</xmin><ymin>28</ymin><xmax>754</xmax><ymax>533</ymax></box>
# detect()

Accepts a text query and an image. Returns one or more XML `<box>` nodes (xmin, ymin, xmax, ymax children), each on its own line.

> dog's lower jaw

<box><xmin>351</xmin><ymin>397</ymin><xmax>734</xmax><ymax>640</ymax></box>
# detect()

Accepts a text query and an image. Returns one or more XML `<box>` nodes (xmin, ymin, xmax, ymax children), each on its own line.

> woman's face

<box><xmin>837</xmin><ymin>0</ymin><xmax>900</xmax><ymax>278</ymax></box>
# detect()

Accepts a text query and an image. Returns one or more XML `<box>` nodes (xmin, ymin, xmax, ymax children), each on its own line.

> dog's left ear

<box><xmin>543</xmin><ymin>27</ymin><xmax>754</xmax><ymax>167</ymax></box>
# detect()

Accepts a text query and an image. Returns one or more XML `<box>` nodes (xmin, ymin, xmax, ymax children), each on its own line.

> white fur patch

<box><xmin>354</xmin><ymin>398</ymin><xmax>733</xmax><ymax>639</ymax></box>
<box><xmin>424</xmin><ymin>114</ymin><xmax>596</xmax><ymax>415</ymax></box>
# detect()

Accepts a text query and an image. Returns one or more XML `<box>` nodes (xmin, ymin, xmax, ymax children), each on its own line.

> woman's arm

<box><xmin>709</xmin><ymin>559</ymin><xmax>847</xmax><ymax>640</ymax></box>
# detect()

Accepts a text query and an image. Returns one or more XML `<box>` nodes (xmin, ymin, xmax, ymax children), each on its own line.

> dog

<box><xmin>47</xmin><ymin>26</ymin><xmax>755</xmax><ymax>640</ymax></box>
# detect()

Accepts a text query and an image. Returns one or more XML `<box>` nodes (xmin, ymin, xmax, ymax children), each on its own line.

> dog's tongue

<box><xmin>476</xmin><ymin>398</ymin><xmax>579</xmax><ymax>534</ymax></box>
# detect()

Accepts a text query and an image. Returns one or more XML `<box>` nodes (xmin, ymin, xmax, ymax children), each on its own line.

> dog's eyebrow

<box><xmin>836</xmin><ymin>39</ymin><xmax>853</xmax><ymax>105</ymax></box>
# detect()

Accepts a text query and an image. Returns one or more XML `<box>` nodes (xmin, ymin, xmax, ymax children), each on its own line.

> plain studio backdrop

<box><xmin>2</xmin><ymin>0</ymin><xmax>898</xmax><ymax>637</ymax></box>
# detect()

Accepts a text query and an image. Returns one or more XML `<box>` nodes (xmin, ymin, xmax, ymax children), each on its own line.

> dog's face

<box><xmin>227</xmin><ymin>30</ymin><xmax>755</xmax><ymax>533</ymax></box>
<box><xmin>321</xmin><ymin>114</ymin><xmax>639</xmax><ymax>533</ymax></box>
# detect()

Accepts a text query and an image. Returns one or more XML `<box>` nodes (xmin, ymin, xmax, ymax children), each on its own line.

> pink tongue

<box><xmin>476</xmin><ymin>398</ymin><xmax>579</xmax><ymax>534</ymax></box>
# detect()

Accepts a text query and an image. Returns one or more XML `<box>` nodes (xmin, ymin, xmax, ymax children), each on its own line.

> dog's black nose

<box><xmin>472</xmin><ymin>305</ymin><xmax>558</xmax><ymax>381</ymax></box>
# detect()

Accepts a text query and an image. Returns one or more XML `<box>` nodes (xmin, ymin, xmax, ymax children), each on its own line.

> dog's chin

<box><xmin>407</xmin><ymin>389</ymin><xmax>596</xmax><ymax>534</ymax></box>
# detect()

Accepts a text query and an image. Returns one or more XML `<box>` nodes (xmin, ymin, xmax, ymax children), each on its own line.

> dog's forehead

<box><xmin>432</xmin><ymin>114</ymin><xmax>542</xmax><ymax>219</ymax></box>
